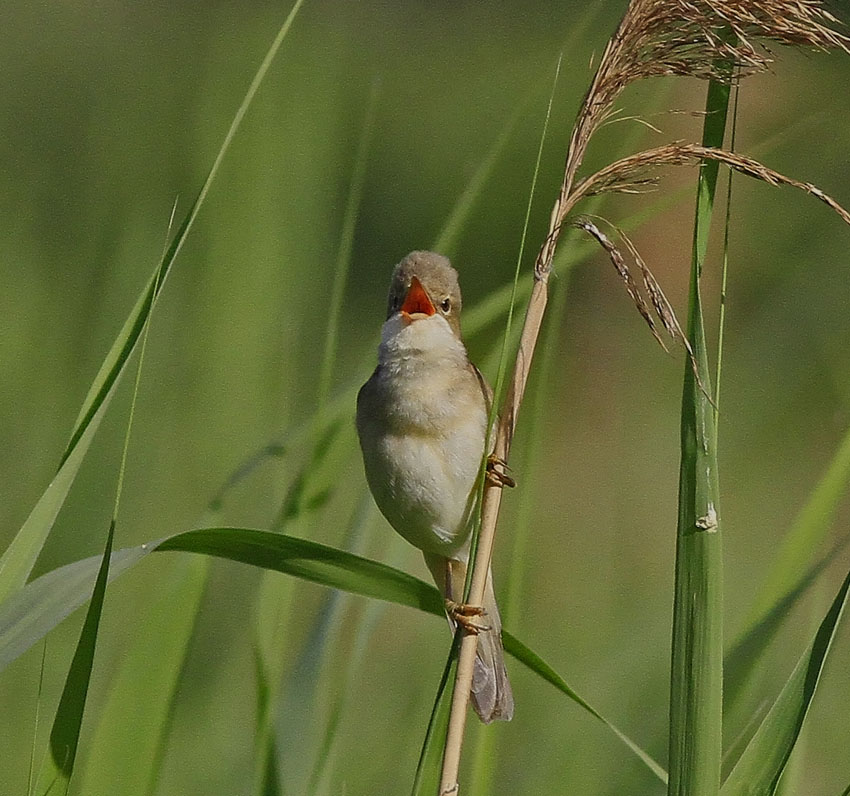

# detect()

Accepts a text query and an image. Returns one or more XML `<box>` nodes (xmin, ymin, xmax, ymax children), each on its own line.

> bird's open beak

<box><xmin>400</xmin><ymin>276</ymin><xmax>436</xmax><ymax>322</ymax></box>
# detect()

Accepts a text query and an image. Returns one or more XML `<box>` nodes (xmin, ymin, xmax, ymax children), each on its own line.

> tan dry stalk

<box><xmin>573</xmin><ymin>142</ymin><xmax>850</xmax><ymax>225</ymax></box>
<box><xmin>438</xmin><ymin>1</ymin><xmax>849</xmax><ymax>792</ymax></box>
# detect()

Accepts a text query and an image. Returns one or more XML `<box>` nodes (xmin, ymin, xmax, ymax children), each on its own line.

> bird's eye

<box><xmin>441</xmin><ymin>298</ymin><xmax>451</xmax><ymax>313</ymax></box>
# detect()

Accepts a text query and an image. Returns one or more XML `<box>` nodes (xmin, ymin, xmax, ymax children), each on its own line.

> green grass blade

<box><xmin>0</xmin><ymin>0</ymin><xmax>307</xmax><ymax>606</ymax></box>
<box><xmin>667</xmin><ymin>75</ymin><xmax>730</xmax><ymax>796</ymax></box>
<box><xmin>0</xmin><ymin>526</ymin><xmax>663</xmax><ymax>780</ymax></box>
<box><xmin>273</xmin><ymin>498</ymin><xmax>375</xmax><ymax>794</ymax></box>
<box><xmin>502</xmin><ymin>632</ymin><xmax>668</xmax><ymax>783</ymax></box>
<box><xmin>723</xmin><ymin>423</ymin><xmax>850</xmax><ymax>763</ymax></box>
<box><xmin>253</xmin><ymin>80</ymin><xmax>376</xmax><ymax>789</ymax></box>
<box><xmin>27</xmin><ymin>640</ymin><xmax>48</xmax><ymax>796</ymax></box>
<box><xmin>252</xmin><ymin>640</ymin><xmax>283</xmax><ymax>796</ymax></box>
<box><xmin>33</xmin><ymin>521</ymin><xmax>115</xmax><ymax>796</ymax></box>
<box><xmin>160</xmin><ymin>528</ymin><xmax>665</xmax><ymax>782</ymax></box>
<box><xmin>723</xmin><ymin>535</ymin><xmax>849</xmax><ymax>729</ymax></box>
<box><xmin>304</xmin><ymin>542</ymin><xmax>395</xmax><ymax>794</ymax></box>
<box><xmin>77</xmin><ymin>555</ymin><xmax>208</xmax><ymax>796</ymax></box>
<box><xmin>34</xmin><ymin>171</ymin><xmax>167</xmax><ymax>795</ymax></box>
<box><xmin>418</xmin><ymin>57</ymin><xmax>562</xmax><ymax>789</ymax></box>
<box><xmin>721</xmin><ymin>568</ymin><xmax>850</xmax><ymax>795</ymax></box>
<box><xmin>713</xmin><ymin>82</ymin><xmax>738</xmax><ymax>415</ymax></box>
<box><xmin>316</xmin><ymin>80</ymin><xmax>379</xmax><ymax>416</ymax></box>
<box><xmin>0</xmin><ymin>400</ymin><xmax>112</xmax><ymax>607</ymax></box>
<box><xmin>0</xmin><ymin>545</ymin><xmax>151</xmax><ymax>671</ymax></box>
<box><xmin>749</xmin><ymin>426</ymin><xmax>850</xmax><ymax>623</ymax></box>
<box><xmin>158</xmin><ymin>528</ymin><xmax>444</xmax><ymax>614</ymax></box>
<box><xmin>430</xmin><ymin>113</ymin><xmax>522</xmax><ymax>256</ymax></box>
<box><xmin>411</xmin><ymin>642</ymin><xmax>459</xmax><ymax>796</ymax></box>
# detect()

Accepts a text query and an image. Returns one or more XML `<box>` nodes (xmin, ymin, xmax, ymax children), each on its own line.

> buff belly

<box><xmin>361</xmin><ymin>418</ymin><xmax>484</xmax><ymax>556</ymax></box>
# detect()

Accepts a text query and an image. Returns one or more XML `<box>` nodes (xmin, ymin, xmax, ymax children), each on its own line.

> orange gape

<box><xmin>400</xmin><ymin>275</ymin><xmax>435</xmax><ymax>318</ymax></box>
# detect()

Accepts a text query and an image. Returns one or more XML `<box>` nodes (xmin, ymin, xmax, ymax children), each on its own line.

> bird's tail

<box><xmin>471</xmin><ymin>569</ymin><xmax>514</xmax><ymax>723</ymax></box>
<box><xmin>424</xmin><ymin>554</ymin><xmax>514</xmax><ymax>723</ymax></box>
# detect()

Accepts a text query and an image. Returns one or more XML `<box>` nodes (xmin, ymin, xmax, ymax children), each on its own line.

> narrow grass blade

<box><xmin>750</xmin><ymin>427</ymin><xmax>850</xmax><ymax>623</ymax></box>
<box><xmin>0</xmin><ymin>399</ymin><xmax>112</xmax><ymax>607</ymax></box>
<box><xmin>0</xmin><ymin>526</ymin><xmax>663</xmax><ymax>779</ymax></box>
<box><xmin>161</xmin><ymin>528</ymin><xmax>665</xmax><ymax>782</ymax></box>
<box><xmin>33</xmin><ymin>521</ymin><xmax>115</xmax><ymax>796</ymax></box>
<box><xmin>273</xmin><ymin>498</ymin><xmax>375</xmax><ymax>794</ymax></box>
<box><xmin>253</xmin><ymin>641</ymin><xmax>283</xmax><ymax>796</ymax></box>
<box><xmin>315</xmin><ymin>80</ymin><xmax>379</xmax><ymax>414</ymax></box>
<box><xmin>0</xmin><ymin>545</ymin><xmax>151</xmax><ymax>671</ymax></box>
<box><xmin>724</xmin><ymin>535</ymin><xmax>849</xmax><ymax>723</ymax></box>
<box><xmin>667</xmin><ymin>75</ymin><xmax>730</xmax><ymax>796</ymax></box>
<box><xmin>721</xmin><ymin>568</ymin><xmax>850</xmax><ymax>795</ymax></box>
<box><xmin>422</xmin><ymin>59</ymin><xmax>563</xmax><ymax>793</ymax></box>
<box><xmin>27</xmin><ymin>640</ymin><xmax>48</xmax><ymax>796</ymax></box>
<box><xmin>253</xmin><ymin>77</ymin><xmax>377</xmax><ymax>784</ymax></box>
<box><xmin>430</xmin><ymin>112</ymin><xmax>521</xmax><ymax>256</ymax></box>
<box><xmin>723</xmin><ymin>424</ymin><xmax>850</xmax><ymax>761</ymax></box>
<box><xmin>158</xmin><ymin>528</ymin><xmax>444</xmax><ymax>614</ymax></box>
<box><xmin>305</xmin><ymin>537</ymin><xmax>397</xmax><ymax>794</ymax></box>
<box><xmin>34</xmin><ymin>174</ymin><xmax>169</xmax><ymax>796</ymax></box>
<box><xmin>0</xmin><ymin>0</ymin><xmax>308</xmax><ymax>606</ymax></box>
<box><xmin>502</xmin><ymin>633</ymin><xmax>668</xmax><ymax>783</ymax></box>
<box><xmin>411</xmin><ymin>645</ymin><xmax>458</xmax><ymax>796</ymax></box>
<box><xmin>78</xmin><ymin>555</ymin><xmax>208</xmax><ymax>796</ymax></box>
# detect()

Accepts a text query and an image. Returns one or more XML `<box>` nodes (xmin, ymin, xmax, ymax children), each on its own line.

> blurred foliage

<box><xmin>1</xmin><ymin>1</ymin><xmax>849</xmax><ymax>794</ymax></box>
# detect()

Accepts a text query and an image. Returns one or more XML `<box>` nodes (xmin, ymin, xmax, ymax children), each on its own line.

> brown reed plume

<box><xmin>438</xmin><ymin>2</ymin><xmax>849</xmax><ymax>793</ymax></box>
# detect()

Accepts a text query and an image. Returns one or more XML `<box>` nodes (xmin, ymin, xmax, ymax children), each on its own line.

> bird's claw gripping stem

<box><xmin>445</xmin><ymin>599</ymin><xmax>490</xmax><ymax>634</ymax></box>
<box><xmin>485</xmin><ymin>453</ymin><xmax>515</xmax><ymax>489</ymax></box>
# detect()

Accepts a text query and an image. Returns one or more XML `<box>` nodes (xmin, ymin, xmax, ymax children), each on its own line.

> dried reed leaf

<box><xmin>573</xmin><ymin>216</ymin><xmax>713</xmax><ymax>398</ymax></box>
<box><xmin>573</xmin><ymin>216</ymin><xmax>668</xmax><ymax>349</ymax></box>
<box><xmin>575</xmin><ymin>142</ymin><xmax>850</xmax><ymax>226</ymax></box>
<box><xmin>537</xmin><ymin>0</ymin><xmax>848</xmax><ymax>279</ymax></box>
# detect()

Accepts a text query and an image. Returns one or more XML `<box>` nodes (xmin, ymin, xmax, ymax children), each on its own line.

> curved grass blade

<box><xmin>77</xmin><ymin>555</ymin><xmax>208</xmax><ymax>796</ymax></box>
<box><xmin>255</xmin><ymin>84</ymin><xmax>379</xmax><ymax>792</ymax></box>
<box><xmin>0</xmin><ymin>526</ymin><xmax>664</xmax><ymax>781</ymax></box>
<box><xmin>422</xmin><ymin>54</ymin><xmax>564</xmax><ymax>795</ymax></box>
<box><xmin>749</xmin><ymin>427</ymin><xmax>850</xmax><ymax>624</ymax></box>
<box><xmin>0</xmin><ymin>0</ymin><xmax>308</xmax><ymax>606</ymax></box>
<box><xmin>0</xmin><ymin>545</ymin><xmax>151</xmax><ymax>671</ymax></box>
<box><xmin>410</xmin><ymin>643</ymin><xmax>458</xmax><ymax>796</ymax></box>
<box><xmin>667</xmin><ymin>74</ymin><xmax>730</xmax><ymax>796</ymax></box>
<box><xmin>273</xmin><ymin>499</ymin><xmax>376</xmax><ymax>795</ymax></box>
<box><xmin>0</xmin><ymin>398</ymin><xmax>112</xmax><ymax>608</ymax></box>
<box><xmin>304</xmin><ymin>536</ymin><xmax>403</xmax><ymax>794</ymax></box>
<box><xmin>34</xmin><ymin>187</ymin><xmax>170</xmax><ymax>795</ymax></box>
<box><xmin>158</xmin><ymin>528</ymin><xmax>444</xmax><ymax>614</ymax></box>
<box><xmin>157</xmin><ymin>529</ymin><xmax>666</xmax><ymax>783</ymax></box>
<box><xmin>724</xmin><ymin>534</ymin><xmax>850</xmax><ymax>725</ymax></box>
<box><xmin>502</xmin><ymin>632</ymin><xmax>668</xmax><ymax>783</ymax></box>
<box><xmin>721</xmin><ymin>568</ymin><xmax>850</xmax><ymax>795</ymax></box>
<box><xmin>33</xmin><ymin>521</ymin><xmax>115</xmax><ymax>796</ymax></box>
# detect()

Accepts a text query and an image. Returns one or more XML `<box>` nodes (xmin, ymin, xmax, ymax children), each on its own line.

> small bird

<box><xmin>356</xmin><ymin>251</ymin><xmax>514</xmax><ymax>723</ymax></box>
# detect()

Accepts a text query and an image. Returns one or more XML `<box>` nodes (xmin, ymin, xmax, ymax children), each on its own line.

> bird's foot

<box><xmin>445</xmin><ymin>599</ymin><xmax>490</xmax><ymax>634</ymax></box>
<box><xmin>485</xmin><ymin>454</ymin><xmax>515</xmax><ymax>489</ymax></box>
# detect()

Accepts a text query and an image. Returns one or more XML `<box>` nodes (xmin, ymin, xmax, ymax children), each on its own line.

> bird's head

<box><xmin>385</xmin><ymin>251</ymin><xmax>463</xmax><ymax>339</ymax></box>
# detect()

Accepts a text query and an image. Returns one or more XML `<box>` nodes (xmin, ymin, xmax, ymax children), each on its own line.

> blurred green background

<box><xmin>2</xmin><ymin>1</ymin><xmax>850</xmax><ymax>794</ymax></box>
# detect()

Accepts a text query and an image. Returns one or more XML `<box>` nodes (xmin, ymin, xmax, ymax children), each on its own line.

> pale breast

<box><xmin>357</xmin><ymin>363</ymin><xmax>488</xmax><ymax>556</ymax></box>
